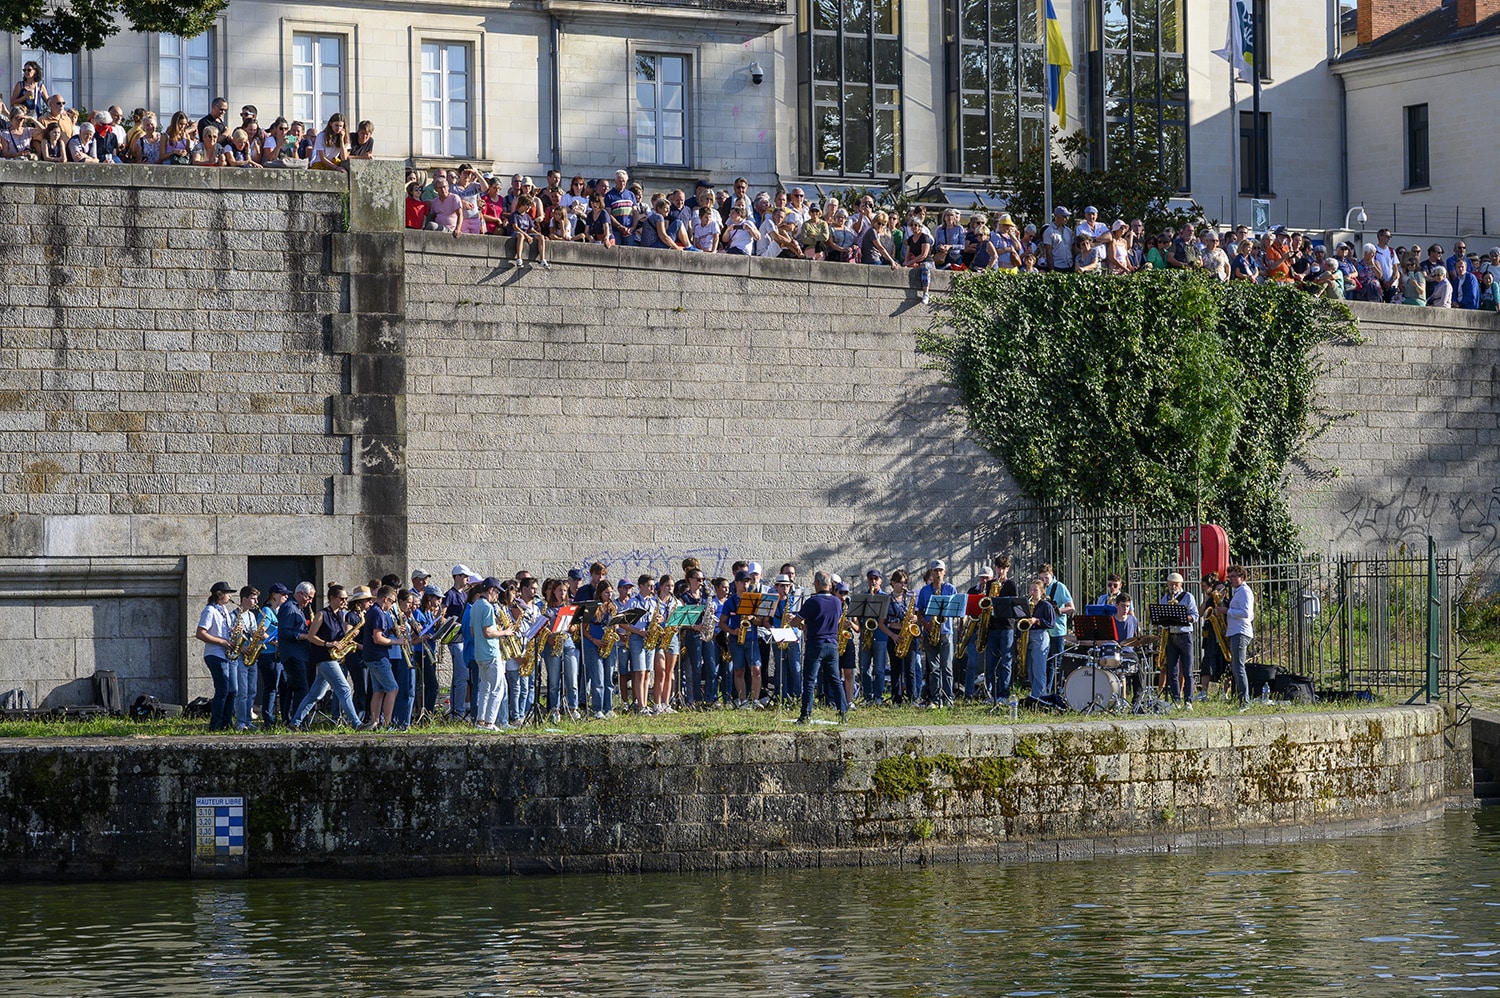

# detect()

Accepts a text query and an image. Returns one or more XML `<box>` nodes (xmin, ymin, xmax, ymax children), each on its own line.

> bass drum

<box><xmin>1064</xmin><ymin>665</ymin><xmax>1123</xmax><ymax>712</ymax></box>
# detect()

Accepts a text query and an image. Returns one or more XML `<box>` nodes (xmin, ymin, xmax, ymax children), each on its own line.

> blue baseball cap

<box><xmin>567</xmin><ymin>568</ymin><xmax>585</xmax><ymax>581</ymax></box>
<box><xmin>268</xmin><ymin>582</ymin><xmax>292</xmax><ymax>596</ymax></box>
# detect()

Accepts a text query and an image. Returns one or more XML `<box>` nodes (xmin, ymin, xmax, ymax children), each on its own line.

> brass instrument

<box><xmin>1016</xmin><ymin>616</ymin><xmax>1035</xmax><ymax>632</ymax></box>
<box><xmin>328</xmin><ymin>610</ymin><xmax>363</xmax><ymax>662</ymax></box>
<box><xmin>226</xmin><ymin>615</ymin><xmax>247</xmax><ymax>659</ymax></box>
<box><xmin>597</xmin><ymin>592</ymin><xmax>621</xmax><ymax>659</ymax></box>
<box><xmin>644</xmin><ymin>602</ymin><xmax>667</xmax><ymax>651</ymax></box>
<box><xmin>893</xmin><ymin>597</ymin><xmax>920</xmax><ymax>658</ymax></box>
<box><xmin>548</xmin><ymin>616</ymin><xmax>568</xmax><ymax>656</ymax></box>
<box><xmin>1204</xmin><ymin>585</ymin><xmax>1231</xmax><ymax>661</ymax></box>
<box><xmin>1014</xmin><ymin>600</ymin><xmax>1033</xmax><ymax>679</ymax></box>
<box><xmin>975</xmin><ymin>579</ymin><xmax>1002</xmax><ymax>654</ymax></box>
<box><xmin>500</xmin><ymin>600</ymin><xmax>527</xmax><ymax>661</ymax></box>
<box><xmin>520</xmin><ymin>629</ymin><xmax>543</xmax><ymax>677</ymax></box>
<box><xmin>240</xmin><ymin>616</ymin><xmax>269</xmax><ymax>663</ymax></box>
<box><xmin>924</xmin><ymin>615</ymin><xmax>943</xmax><ymax>648</ymax></box>
<box><xmin>861</xmin><ymin>617</ymin><xmax>877</xmax><ymax>652</ymax></box>
<box><xmin>837</xmin><ymin>609</ymin><xmax>852</xmax><ymax>656</ymax></box>
<box><xmin>777</xmin><ymin>613</ymin><xmax>802</xmax><ymax>649</ymax></box>
<box><xmin>736</xmin><ymin>601</ymin><xmax>753</xmax><ymax>645</ymax></box>
<box><xmin>954</xmin><ymin>614</ymin><xmax>978</xmax><ymax>664</ymax></box>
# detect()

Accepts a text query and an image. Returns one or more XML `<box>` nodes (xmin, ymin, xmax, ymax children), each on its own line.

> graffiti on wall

<box><xmin>1334</xmin><ymin>480</ymin><xmax>1500</xmax><ymax>568</ymax></box>
<box><xmin>576</xmin><ymin>546</ymin><xmax>732</xmax><ymax>582</ymax></box>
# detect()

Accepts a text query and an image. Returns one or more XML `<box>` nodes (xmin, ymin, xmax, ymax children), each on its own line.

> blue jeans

<box><xmin>234</xmin><ymin>658</ymin><xmax>256</xmax><ymax>729</ymax></box>
<box><xmin>204</xmin><ymin>655</ymin><xmax>235</xmax><ymax>731</ymax></box>
<box><xmin>392</xmin><ymin>657</ymin><xmax>414</xmax><ymax>728</ymax></box>
<box><xmin>292</xmin><ymin>659</ymin><xmax>361</xmax><ymax>727</ymax></box>
<box><xmin>860</xmin><ymin>639</ymin><xmax>888</xmax><ymax>702</ymax></box>
<box><xmin>776</xmin><ymin>639</ymin><xmax>803</xmax><ymax>701</ymax></box>
<box><xmin>801</xmin><ymin>638</ymin><xmax>846</xmax><ymax>717</ymax></box>
<box><xmin>961</xmin><ymin>633</ymin><xmax>984</xmax><ymax>697</ymax></box>
<box><xmin>581</xmin><ymin>640</ymin><xmax>613</xmax><ymax>714</ymax></box>
<box><xmin>543</xmin><ymin>642</ymin><xmax>579</xmax><ymax>712</ymax></box>
<box><xmin>923</xmin><ymin>632</ymin><xmax>954</xmax><ymax>703</ymax></box>
<box><xmin>448</xmin><ymin>641</ymin><xmax>469</xmax><ymax>717</ymax></box>
<box><xmin>1027</xmin><ymin>630</ymin><xmax>1051</xmax><ymax>698</ymax></box>
<box><xmin>678</xmin><ymin>631</ymin><xmax>703</xmax><ymax>705</ymax></box>
<box><xmin>474</xmin><ymin>659</ymin><xmax>507</xmax><ymax>726</ymax></box>
<box><xmin>729</xmin><ymin>635</ymin><xmax>759</xmax><ymax>693</ymax></box>
<box><xmin>505</xmin><ymin>666</ymin><xmax>527</xmax><ymax>724</ymax></box>
<box><xmin>1229</xmin><ymin>634</ymin><xmax>1251</xmax><ymax>702</ymax></box>
<box><xmin>255</xmin><ymin>654</ymin><xmax>281</xmax><ymax>726</ymax></box>
<box><xmin>987</xmin><ymin>628</ymin><xmax>1015</xmax><ymax>701</ymax></box>
<box><xmin>628</xmin><ymin>634</ymin><xmax>650</xmax><ymax>674</ymax></box>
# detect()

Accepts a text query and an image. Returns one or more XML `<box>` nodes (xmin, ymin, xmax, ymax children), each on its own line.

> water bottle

<box><xmin>1260</xmin><ymin>683</ymin><xmax>1271</xmax><ymax>704</ymax></box>
<box><xmin>1009</xmin><ymin>696</ymin><xmax>1019</xmax><ymax>721</ymax></box>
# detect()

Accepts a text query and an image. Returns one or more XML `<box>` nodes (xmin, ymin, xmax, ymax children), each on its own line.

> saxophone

<box><xmin>521</xmin><ymin>629</ymin><xmax>543</xmax><ymax>677</ymax></box>
<box><xmin>975</xmin><ymin>579</ymin><xmax>1001</xmax><ymax>652</ymax></box>
<box><xmin>226</xmin><ymin>614</ymin><xmax>247</xmax><ymax>659</ymax></box>
<box><xmin>861</xmin><ymin>616</ymin><xmax>877</xmax><ymax>652</ymax></box>
<box><xmin>736</xmin><ymin>598</ymin><xmax>753</xmax><ymax>645</ymax></box>
<box><xmin>893</xmin><ymin>596</ymin><xmax>920</xmax><ymax>658</ymax></box>
<box><xmin>328</xmin><ymin>611</ymin><xmax>363</xmax><ymax>662</ymax></box>
<box><xmin>644</xmin><ymin>602</ymin><xmax>666</xmax><ymax>651</ymax></box>
<box><xmin>241</xmin><ymin>615</ymin><xmax>269</xmax><ymax>663</ymax></box>
<box><xmin>837</xmin><ymin>608</ymin><xmax>852</xmax><ymax>656</ymax></box>
<box><xmin>598</xmin><ymin>591</ymin><xmax>620</xmax><ymax>659</ymax></box>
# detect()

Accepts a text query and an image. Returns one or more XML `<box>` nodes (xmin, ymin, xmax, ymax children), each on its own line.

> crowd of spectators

<box><xmin>2</xmin><ymin>61</ymin><xmax>372</xmax><ymax>170</ymax></box>
<box><xmin>404</xmin><ymin>168</ymin><xmax>1500</xmax><ymax>311</ymax></box>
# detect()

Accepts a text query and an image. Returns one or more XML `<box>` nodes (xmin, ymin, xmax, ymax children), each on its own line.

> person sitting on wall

<box><xmin>423</xmin><ymin>175</ymin><xmax>463</xmax><ymax>237</ymax></box>
<box><xmin>1450</xmin><ymin>257</ymin><xmax>1480</xmax><ymax>309</ymax></box>
<box><xmin>65</xmin><ymin>121</ymin><xmax>99</xmax><ymax>163</ymax></box>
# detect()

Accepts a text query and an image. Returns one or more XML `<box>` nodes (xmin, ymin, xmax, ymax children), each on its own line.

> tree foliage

<box><xmin>1003</xmin><ymin>130</ymin><xmax>1200</xmax><ymax>237</ymax></box>
<box><xmin>918</xmin><ymin>270</ymin><xmax>1357</xmax><ymax>558</ymax></box>
<box><xmin>0</xmin><ymin>0</ymin><xmax>227</xmax><ymax>53</ymax></box>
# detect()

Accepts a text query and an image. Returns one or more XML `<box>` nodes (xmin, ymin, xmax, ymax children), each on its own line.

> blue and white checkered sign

<box><xmin>195</xmin><ymin>796</ymin><xmax>245</xmax><ymax>858</ymax></box>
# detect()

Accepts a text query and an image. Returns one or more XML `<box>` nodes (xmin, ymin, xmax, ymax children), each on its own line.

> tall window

<box><xmin>946</xmin><ymin>0</ymin><xmax>1045</xmax><ymax>181</ymax></box>
<box><xmin>1404</xmin><ymin>103</ymin><xmax>1429</xmax><ymax>190</ymax></box>
<box><xmin>19</xmin><ymin>47</ymin><xmax>77</xmax><ymax>105</ymax></box>
<box><xmin>799</xmin><ymin>0</ymin><xmax>902</xmax><ymax>178</ymax></box>
<box><xmin>634</xmin><ymin>53</ymin><xmax>687</xmax><ymax>167</ymax></box>
<box><xmin>421</xmin><ymin>42</ymin><xmax>470</xmax><ymax>158</ymax></box>
<box><xmin>292</xmin><ymin>33</ymin><xmax>344</xmax><ymax>127</ymax></box>
<box><xmin>159</xmin><ymin>33</ymin><xmax>213</xmax><ymax>118</ymax></box>
<box><xmin>1089</xmin><ymin>0</ymin><xmax>1188</xmax><ymax>190</ymax></box>
<box><xmin>1239</xmin><ymin>110</ymin><xmax>1270</xmax><ymax>195</ymax></box>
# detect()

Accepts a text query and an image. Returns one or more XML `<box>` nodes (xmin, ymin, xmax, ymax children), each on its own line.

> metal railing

<box><xmin>990</xmin><ymin>503</ymin><xmax>1461</xmax><ymax>705</ymax></box>
<box><xmin>1200</xmin><ymin>196</ymin><xmax>1492</xmax><ymax>239</ymax></box>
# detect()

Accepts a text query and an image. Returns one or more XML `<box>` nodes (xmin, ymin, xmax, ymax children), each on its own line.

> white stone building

<box><xmin>5</xmin><ymin>0</ymin><xmax>1348</xmax><ymax>223</ymax></box>
<box><xmin>1334</xmin><ymin>0</ymin><xmax>1500</xmax><ymax>240</ymax></box>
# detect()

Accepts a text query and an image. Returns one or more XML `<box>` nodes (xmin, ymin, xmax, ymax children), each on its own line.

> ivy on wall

<box><xmin>918</xmin><ymin>271</ymin><xmax>1357</xmax><ymax>557</ymax></box>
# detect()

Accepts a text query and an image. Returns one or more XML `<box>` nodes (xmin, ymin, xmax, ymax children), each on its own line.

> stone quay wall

<box><xmin>3</xmin><ymin>160</ymin><xmax>1500</xmax><ymax>709</ymax></box>
<box><xmin>0</xmin><ymin>705</ymin><xmax>1449</xmax><ymax>881</ymax></box>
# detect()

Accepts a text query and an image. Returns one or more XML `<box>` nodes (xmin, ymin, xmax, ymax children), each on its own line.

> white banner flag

<box><xmin>1212</xmin><ymin>0</ymin><xmax>1256</xmax><ymax>84</ymax></box>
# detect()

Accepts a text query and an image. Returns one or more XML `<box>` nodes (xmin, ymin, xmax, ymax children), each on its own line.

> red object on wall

<box><xmin>1180</xmin><ymin>524</ymin><xmax>1229</xmax><ymax>580</ymax></box>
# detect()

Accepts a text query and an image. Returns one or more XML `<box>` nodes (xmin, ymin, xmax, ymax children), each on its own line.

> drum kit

<box><xmin>1055</xmin><ymin>637</ymin><xmax>1167</xmax><ymax>713</ymax></box>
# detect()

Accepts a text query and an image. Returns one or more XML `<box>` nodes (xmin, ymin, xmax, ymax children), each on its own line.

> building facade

<box><xmin>6</xmin><ymin>0</ymin><xmax>1345</xmax><ymax>222</ymax></box>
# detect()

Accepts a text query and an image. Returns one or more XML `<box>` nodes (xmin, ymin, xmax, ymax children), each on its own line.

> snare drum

<box><xmin>1064</xmin><ymin>665</ymin><xmax>1124</xmax><ymax>712</ymax></box>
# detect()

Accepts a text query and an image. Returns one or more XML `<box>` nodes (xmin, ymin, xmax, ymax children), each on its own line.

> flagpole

<box><xmin>1042</xmin><ymin>2</ymin><xmax>1053</xmax><ymax>225</ymax></box>
<box><xmin>1229</xmin><ymin>0</ymin><xmax>1238</xmax><ymax>231</ymax></box>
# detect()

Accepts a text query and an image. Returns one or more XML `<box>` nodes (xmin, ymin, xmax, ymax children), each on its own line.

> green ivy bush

<box><xmin>918</xmin><ymin>270</ymin><xmax>1357</xmax><ymax>557</ymax></box>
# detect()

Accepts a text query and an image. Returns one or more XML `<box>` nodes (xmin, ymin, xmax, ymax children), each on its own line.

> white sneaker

<box><xmin>921</xmin><ymin>292</ymin><xmax>930</xmax><ymax>305</ymax></box>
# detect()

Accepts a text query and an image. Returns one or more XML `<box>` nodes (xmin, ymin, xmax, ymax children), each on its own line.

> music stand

<box><xmin>847</xmin><ymin>592</ymin><xmax>891</xmax><ymax>622</ymax></box>
<box><xmin>992</xmin><ymin>596</ymin><xmax>1029</xmax><ymax>621</ymax></box>
<box><xmin>924</xmin><ymin>593</ymin><xmax>967</xmax><ymax>619</ymax></box>
<box><xmin>1073</xmin><ymin>615</ymin><xmax>1119</xmax><ymax>643</ymax></box>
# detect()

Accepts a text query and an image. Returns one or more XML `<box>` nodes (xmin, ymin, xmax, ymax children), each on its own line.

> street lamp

<box><xmin>1344</xmin><ymin>205</ymin><xmax>1367</xmax><ymax>246</ymax></box>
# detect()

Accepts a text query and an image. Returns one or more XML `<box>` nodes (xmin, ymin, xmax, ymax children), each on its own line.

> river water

<box><xmin>6</xmin><ymin>808</ymin><xmax>1500</xmax><ymax>997</ymax></box>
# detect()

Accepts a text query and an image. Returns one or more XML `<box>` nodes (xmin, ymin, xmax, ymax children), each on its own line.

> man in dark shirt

<box><xmin>797</xmin><ymin>571</ymin><xmax>848</xmax><ymax>723</ymax></box>
<box><xmin>197</xmin><ymin>97</ymin><xmax>229</xmax><ymax>147</ymax></box>
<box><xmin>276</xmin><ymin>581</ymin><xmax>315</xmax><ymax>724</ymax></box>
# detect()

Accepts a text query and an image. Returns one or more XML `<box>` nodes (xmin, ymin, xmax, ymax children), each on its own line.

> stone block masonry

<box><xmin>0</xmin><ymin>706</ymin><xmax>1451</xmax><ymax>880</ymax></box>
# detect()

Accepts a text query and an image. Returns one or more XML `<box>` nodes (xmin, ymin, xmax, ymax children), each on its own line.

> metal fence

<box><xmin>1195</xmin><ymin>197</ymin><xmax>1492</xmax><ymax>240</ymax></box>
<box><xmin>992</xmin><ymin>504</ymin><xmax>1461</xmax><ymax>708</ymax></box>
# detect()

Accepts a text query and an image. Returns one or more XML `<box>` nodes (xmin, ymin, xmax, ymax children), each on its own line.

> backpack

<box><xmin>92</xmin><ymin>670</ymin><xmax>125</xmax><ymax>716</ymax></box>
<box><xmin>131</xmin><ymin>694</ymin><xmax>183</xmax><ymax>721</ymax></box>
<box><xmin>0</xmin><ymin>688</ymin><xmax>32</xmax><ymax>711</ymax></box>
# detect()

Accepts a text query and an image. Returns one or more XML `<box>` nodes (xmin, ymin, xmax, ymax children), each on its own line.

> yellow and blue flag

<box><xmin>1045</xmin><ymin>0</ymin><xmax>1072</xmax><ymax>128</ymax></box>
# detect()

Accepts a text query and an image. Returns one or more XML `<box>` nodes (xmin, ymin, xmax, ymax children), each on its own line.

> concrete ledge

<box><xmin>0</xmin><ymin>159</ymin><xmax>349</xmax><ymax>193</ymax></box>
<box><xmin>0</xmin><ymin>705</ymin><xmax>1451</xmax><ymax>881</ymax></box>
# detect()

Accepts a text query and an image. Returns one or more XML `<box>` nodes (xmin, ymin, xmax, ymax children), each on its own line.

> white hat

<box><xmin>1166</xmin><ymin>572</ymin><xmax>1185</xmax><ymax>583</ymax></box>
<box><xmin>452</xmin><ymin>564</ymin><xmax>473</xmax><ymax>577</ymax></box>
<box><xmin>466</xmin><ymin>573</ymin><xmax>483</xmax><ymax>585</ymax></box>
<box><xmin>978</xmin><ymin>566</ymin><xmax>995</xmax><ymax>578</ymax></box>
<box><xmin>929</xmin><ymin>559</ymin><xmax>947</xmax><ymax>571</ymax></box>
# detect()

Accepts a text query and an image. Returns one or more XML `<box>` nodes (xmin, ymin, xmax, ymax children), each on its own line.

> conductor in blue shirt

<box><xmin>796</xmin><ymin>571</ymin><xmax>848</xmax><ymax>723</ymax></box>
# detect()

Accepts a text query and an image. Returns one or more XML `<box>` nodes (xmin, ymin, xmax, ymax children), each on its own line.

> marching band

<box><xmin>191</xmin><ymin>556</ymin><xmax>1257</xmax><ymax>731</ymax></box>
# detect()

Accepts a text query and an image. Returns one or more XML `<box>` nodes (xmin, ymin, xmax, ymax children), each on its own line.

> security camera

<box><xmin>749</xmin><ymin>61</ymin><xmax>764</xmax><ymax>85</ymax></box>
